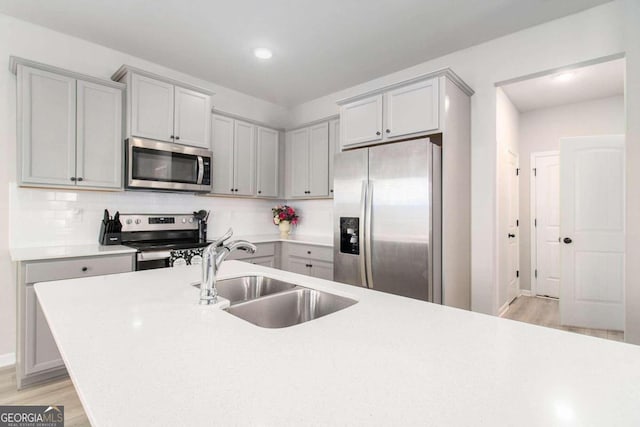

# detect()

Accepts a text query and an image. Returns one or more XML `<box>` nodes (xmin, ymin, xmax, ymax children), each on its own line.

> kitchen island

<box><xmin>35</xmin><ymin>262</ymin><xmax>640</xmax><ymax>426</ymax></box>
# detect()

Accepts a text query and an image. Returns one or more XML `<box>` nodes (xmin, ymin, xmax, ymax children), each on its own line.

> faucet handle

<box><xmin>211</xmin><ymin>228</ymin><xmax>233</xmax><ymax>247</ymax></box>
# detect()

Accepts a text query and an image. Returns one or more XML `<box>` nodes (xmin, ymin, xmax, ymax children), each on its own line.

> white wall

<box><xmin>623</xmin><ymin>0</ymin><xmax>640</xmax><ymax>344</ymax></box>
<box><xmin>287</xmin><ymin>2</ymin><xmax>627</xmax><ymax>319</ymax></box>
<box><xmin>518</xmin><ymin>95</ymin><xmax>625</xmax><ymax>292</ymax></box>
<box><xmin>0</xmin><ymin>13</ymin><xmax>290</xmax><ymax>358</ymax></box>
<box><xmin>496</xmin><ymin>88</ymin><xmax>520</xmax><ymax>310</ymax></box>
<box><xmin>285</xmin><ymin>199</ymin><xmax>333</xmax><ymax>237</ymax></box>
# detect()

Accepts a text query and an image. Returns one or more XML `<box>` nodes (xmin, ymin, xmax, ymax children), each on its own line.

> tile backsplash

<box><xmin>9</xmin><ymin>184</ymin><xmax>335</xmax><ymax>248</ymax></box>
<box><xmin>9</xmin><ymin>184</ymin><xmax>280</xmax><ymax>247</ymax></box>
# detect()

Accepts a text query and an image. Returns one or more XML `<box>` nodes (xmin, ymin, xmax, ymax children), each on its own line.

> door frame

<box><xmin>530</xmin><ymin>150</ymin><xmax>559</xmax><ymax>297</ymax></box>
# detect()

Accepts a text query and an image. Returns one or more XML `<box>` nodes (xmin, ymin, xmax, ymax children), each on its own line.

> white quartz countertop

<box><xmin>35</xmin><ymin>262</ymin><xmax>640</xmax><ymax>426</ymax></box>
<box><xmin>215</xmin><ymin>233</ymin><xmax>333</xmax><ymax>247</ymax></box>
<box><xmin>10</xmin><ymin>244</ymin><xmax>137</xmax><ymax>261</ymax></box>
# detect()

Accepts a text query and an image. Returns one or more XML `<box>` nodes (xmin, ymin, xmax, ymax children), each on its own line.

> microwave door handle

<box><xmin>197</xmin><ymin>156</ymin><xmax>204</xmax><ymax>184</ymax></box>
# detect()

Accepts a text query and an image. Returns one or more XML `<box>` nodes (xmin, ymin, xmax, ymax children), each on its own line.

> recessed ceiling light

<box><xmin>254</xmin><ymin>48</ymin><xmax>273</xmax><ymax>60</ymax></box>
<box><xmin>553</xmin><ymin>72</ymin><xmax>575</xmax><ymax>82</ymax></box>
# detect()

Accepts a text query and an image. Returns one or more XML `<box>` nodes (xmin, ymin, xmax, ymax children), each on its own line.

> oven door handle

<box><xmin>197</xmin><ymin>156</ymin><xmax>204</xmax><ymax>185</ymax></box>
<box><xmin>137</xmin><ymin>251</ymin><xmax>171</xmax><ymax>261</ymax></box>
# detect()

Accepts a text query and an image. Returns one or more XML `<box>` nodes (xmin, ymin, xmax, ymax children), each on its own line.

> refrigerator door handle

<box><xmin>365</xmin><ymin>181</ymin><xmax>374</xmax><ymax>289</ymax></box>
<box><xmin>360</xmin><ymin>181</ymin><xmax>369</xmax><ymax>288</ymax></box>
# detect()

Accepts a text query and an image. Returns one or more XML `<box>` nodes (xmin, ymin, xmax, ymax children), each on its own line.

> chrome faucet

<box><xmin>200</xmin><ymin>228</ymin><xmax>257</xmax><ymax>305</ymax></box>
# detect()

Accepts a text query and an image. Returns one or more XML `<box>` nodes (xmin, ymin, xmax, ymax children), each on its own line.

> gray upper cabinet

<box><xmin>234</xmin><ymin>120</ymin><xmax>256</xmax><ymax>196</ymax></box>
<box><xmin>210</xmin><ymin>114</ymin><xmax>260</xmax><ymax>196</ymax></box>
<box><xmin>13</xmin><ymin>59</ymin><xmax>124</xmax><ymax>190</ymax></box>
<box><xmin>18</xmin><ymin>65</ymin><xmax>77</xmax><ymax>186</ymax></box>
<box><xmin>286</xmin><ymin>121</ymin><xmax>330</xmax><ymax>198</ymax></box>
<box><xmin>328</xmin><ymin>119</ymin><xmax>340</xmax><ymax>196</ymax></box>
<box><xmin>308</xmin><ymin>123</ymin><xmax>329</xmax><ymax>196</ymax></box>
<box><xmin>76</xmin><ymin>80</ymin><xmax>123</xmax><ymax>188</ymax></box>
<box><xmin>288</xmin><ymin>128</ymin><xmax>310</xmax><ymax>197</ymax></box>
<box><xmin>211</xmin><ymin>114</ymin><xmax>235</xmax><ymax>195</ymax></box>
<box><xmin>256</xmin><ymin>126</ymin><xmax>279</xmax><ymax>198</ymax></box>
<box><xmin>339</xmin><ymin>94</ymin><xmax>383</xmax><ymax>148</ymax></box>
<box><xmin>174</xmin><ymin>86</ymin><xmax>211</xmax><ymax>148</ymax></box>
<box><xmin>130</xmin><ymin>73</ymin><xmax>174</xmax><ymax>143</ymax></box>
<box><xmin>383</xmin><ymin>78</ymin><xmax>439</xmax><ymax>138</ymax></box>
<box><xmin>338</xmin><ymin>76</ymin><xmax>441</xmax><ymax>150</ymax></box>
<box><xmin>112</xmin><ymin>65</ymin><xmax>213</xmax><ymax>148</ymax></box>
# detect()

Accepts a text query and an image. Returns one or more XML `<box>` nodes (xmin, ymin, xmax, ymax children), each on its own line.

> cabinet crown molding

<box><xmin>336</xmin><ymin>68</ymin><xmax>473</xmax><ymax>106</ymax></box>
<box><xmin>9</xmin><ymin>56</ymin><xmax>125</xmax><ymax>90</ymax></box>
<box><xmin>111</xmin><ymin>64</ymin><xmax>215</xmax><ymax>96</ymax></box>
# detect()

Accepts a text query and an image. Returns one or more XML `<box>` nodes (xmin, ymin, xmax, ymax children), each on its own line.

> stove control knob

<box><xmin>182</xmin><ymin>218</ymin><xmax>187</xmax><ymax>224</ymax></box>
<box><xmin>188</xmin><ymin>218</ymin><xmax>194</xmax><ymax>223</ymax></box>
<box><xmin>135</xmin><ymin>219</ymin><xmax>141</xmax><ymax>225</ymax></box>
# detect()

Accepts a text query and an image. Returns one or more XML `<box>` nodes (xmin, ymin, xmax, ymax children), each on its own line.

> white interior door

<box><xmin>560</xmin><ymin>135</ymin><xmax>625</xmax><ymax>331</ymax></box>
<box><xmin>506</xmin><ymin>150</ymin><xmax>520</xmax><ymax>304</ymax></box>
<box><xmin>532</xmin><ymin>152</ymin><xmax>560</xmax><ymax>298</ymax></box>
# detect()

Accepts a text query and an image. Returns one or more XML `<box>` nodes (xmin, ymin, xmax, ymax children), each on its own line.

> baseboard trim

<box><xmin>498</xmin><ymin>301</ymin><xmax>510</xmax><ymax>317</ymax></box>
<box><xmin>0</xmin><ymin>353</ymin><xmax>16</xmax><ymax>368</ymax></box>
<box><xmin>520</xmin><ymin>290</ymin><xmax>532</xmax><ymax>297</ymax></box>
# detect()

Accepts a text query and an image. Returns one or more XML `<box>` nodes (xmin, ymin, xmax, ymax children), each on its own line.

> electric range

<box><xmin>119</xmin><ymin>213</ymin><xmax>209</xmax><ymax>270</ymax></box>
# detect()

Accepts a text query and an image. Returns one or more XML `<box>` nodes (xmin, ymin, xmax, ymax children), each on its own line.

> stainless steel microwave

<box><xmin>126</xmin><ymin>138</ymin><xmax>212</xmax><ymax>193</ymax></box>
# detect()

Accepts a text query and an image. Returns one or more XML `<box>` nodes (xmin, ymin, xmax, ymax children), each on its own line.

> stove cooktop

<box><xmin>123</xmin><ymin>241</ymin><xmax>211</xmax><ymax>251</ymax></box>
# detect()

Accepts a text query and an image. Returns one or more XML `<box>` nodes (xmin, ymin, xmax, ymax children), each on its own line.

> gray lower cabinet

<box><xmin>225</xmin><ymin>242</ymin><xmax>279</xmax><ymax>268</ymax></box>
<box><xmin>17</xmin><ymin>253</ymin><xmax>135</xmax><ymax>389</ymax></box>
<box><xmin>12</xmin><ymin>58</ymin><xmax>125</xmax><ymax>190</ymax></box>
<box><xmin>281</xmin><ymin>243</ymin><xmax>334</xmax><ymax>280</ymax></box>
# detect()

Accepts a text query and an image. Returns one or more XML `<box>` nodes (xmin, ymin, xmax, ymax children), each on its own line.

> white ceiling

<box><xmin>0</xmin><ymin>0</ymin><xmax>613</xmax><ymax>107</ymax></box>
<box><xmin>501</xmin><ymin>58</ymin><xmax>625</xmax><ymax>112</ymax></box>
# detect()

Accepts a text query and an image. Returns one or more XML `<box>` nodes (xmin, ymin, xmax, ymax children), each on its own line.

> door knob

<box><xmin>563</xmin><ymin>237</ymin><xmax>573</xmax><ymax>244</ymax></box>
<box><xmin>508</xmin><ymin>233</ymin><xmax>516</xmax><ymax>238</ymax></box>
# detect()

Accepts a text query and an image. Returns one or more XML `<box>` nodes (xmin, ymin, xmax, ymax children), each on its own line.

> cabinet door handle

<box><xmin>230</xmin><ymin>188</ymin><xmax>234</xmax><ymax>192</ymax></box>
<box><xmin>258</xmin><ymin>190</ymin><xmax>262</xmax><ymax>194</ymax></box>
<box><xmin>170</xmin><ymin>135</ymin><xmax>175</xmax><ymax>139</ymax></box>
<box><xmin>81</xmin><ymin>267</ymin><xmax>88</xmax><ymax>272</ymax></box>
<box><xmin>175</xmin><ymin>136</ymin><xmax>180</xmax><ymax>140</ymax></box>
<box><xmin>508</xmin><ymin>233</ymin><xmax>515</xmax><ymax>238</ymax></box>
<box><xmin>307</xmin><ymin>251</ymin><xmax>311</xmax><ymax>254</ymax></box>
<box><xmin>386</xmin><ymin>129</ymin><xmax>391</xmax><ymax>134</ymax></box>
<box><xmin>376</xmin><ymin>131</ymin><xmax>381</xmax><ymax>136</ymax></box>
<box><xmin>330</xmin><ymin>189</ymin><xmax>334</xmax><ymax>193</ymax></box>
<box><xmin>563</xmin><ymin>237</ymin><xmax>573</xmax><ymax>244</ymax></box>
<box><xmin>77</xmin><ymin>177</ymin><xmax>84</xmax><ymax>182</ymax></box>
<box><xmin>70</xmin><ymin>177</ymin><xmax>76</xmax><ymax>181</ymax></box>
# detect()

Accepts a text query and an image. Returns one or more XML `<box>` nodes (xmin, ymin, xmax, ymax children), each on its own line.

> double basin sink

<box><xmin>195</xmin><ymin>276</ymin><xmax>357</xmax><ymax>328</ymax></box>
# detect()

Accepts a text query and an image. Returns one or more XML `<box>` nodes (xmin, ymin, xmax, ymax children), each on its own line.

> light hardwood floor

<box><xmin>0</xmin><ymin>367</ymin><xmax>89</xmax><ymax>426</ymax></box>
<box><xmin>502</xmin><ymin>295</ymin><xmax>624</xmax><ymax>342</ymax></box>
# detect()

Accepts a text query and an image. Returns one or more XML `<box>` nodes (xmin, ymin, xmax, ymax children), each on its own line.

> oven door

<box><xmin>136</xmin><ymin>250</ymin><xmax>171</xmax><ymax>271</ymax></box>
<box><xmin>127</xmin><ymin>138</ymin><xmax>212</xmax><ymax>192</ymax></box>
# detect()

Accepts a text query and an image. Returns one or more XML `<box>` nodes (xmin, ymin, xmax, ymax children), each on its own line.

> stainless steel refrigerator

<box><xmin>333</xmin><ymin>138</ymin><xmax>442</xmax><ymax>302</ymax></box>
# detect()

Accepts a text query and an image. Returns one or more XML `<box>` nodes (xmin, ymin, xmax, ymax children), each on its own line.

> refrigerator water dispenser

<box><xmin>339</xmin><ymin>217</ymin><xmax>360</xmax><ymax>255</ymax></box>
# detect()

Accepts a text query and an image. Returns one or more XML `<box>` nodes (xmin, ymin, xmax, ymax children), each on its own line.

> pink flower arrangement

<box><xmin>272</xmin><ymin>205</ymin><xmax>299</xmax><ymax>226</ymax></box>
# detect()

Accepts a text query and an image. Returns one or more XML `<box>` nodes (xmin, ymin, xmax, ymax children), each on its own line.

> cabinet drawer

<box><xmin>25</xmin><ymin>254</ymin><xmax>134</xmax><ymax>284</ymax></box>
<box><xmin>226</xmin><ymin>242</ymin><xmax>276</xmax><ymax>260</ymax></box>
<box><xmin>287</xmin><ymin>244</ymin><xmax>333</xmax><ymax>262</ymax></box>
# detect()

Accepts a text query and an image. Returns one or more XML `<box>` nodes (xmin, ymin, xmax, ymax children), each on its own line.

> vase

<box><xmin>278</xmin><ymin>220</ymin><xmax>291</xmax><ymax>238</ymax></box>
